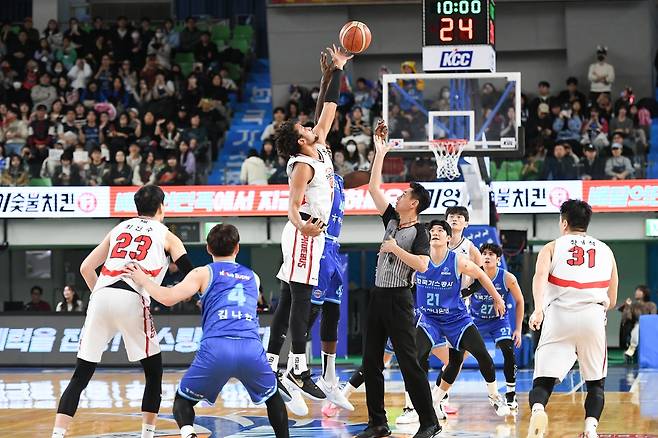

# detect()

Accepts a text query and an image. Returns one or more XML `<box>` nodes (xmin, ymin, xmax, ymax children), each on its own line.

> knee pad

<box><xmin>141</xmin><ymin>353</ymin><xmax>163</xmax><ymax>413</ymax></box>
<box><xmin>173</xmin><ymin>393</ymin><xmax>197</xmax><ymax>427</ymax></box>
<box><xmin>585</xmin><ymin>379</ymin><xmax>605</xmax><ymax>419</ymax></box>
<box><xmin>320</xmin><ymin>302</ymin><xmax>340</xmax><ymax>342</ymax></box>
<box><xmin>57</xmin><ymin>359</ymin><xmax>97</xmax><ymax>416</ymax></box>
<box><xmin>442</xmin><ymin>349</ymin><xmax>465</xmax><ymax>385</ymax></box>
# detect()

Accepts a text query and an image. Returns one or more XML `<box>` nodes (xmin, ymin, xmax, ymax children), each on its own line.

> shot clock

<box><xmin>422</xmin><ymin>0</ymin><xmax>496</xmax><ymax>71</ymax></box>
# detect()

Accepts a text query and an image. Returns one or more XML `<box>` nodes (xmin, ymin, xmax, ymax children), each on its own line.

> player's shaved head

<box><xmin>560</xmin><ymin>199</ymin><xmax>592</xmax><ymax>232</ymax></box>
<box><xmin>207</xmin><ymin>223</ymin><xmax>240</xmax><ymax>257</ymax></box>
<box><xmin>134</xmin><ymin>184</ymin><xmax>165</xmax><ymax>217</ymax></box>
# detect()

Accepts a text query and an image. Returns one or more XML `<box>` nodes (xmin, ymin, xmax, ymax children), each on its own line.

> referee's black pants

<box><xmin>363</xmin><ymin>286</ymin><xmax>438</xmax><ymax>428</ymax></box>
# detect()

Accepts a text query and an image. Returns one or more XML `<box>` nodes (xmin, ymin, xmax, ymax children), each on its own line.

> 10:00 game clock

<box><xmin>424</xmin><ymin>0</ymin><xmax>495</xmax><ymax>46</ymax></box>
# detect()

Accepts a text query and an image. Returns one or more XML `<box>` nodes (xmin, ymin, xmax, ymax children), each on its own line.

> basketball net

<box><xmin>429</xmin><ymin>139</ymin><xmax>467</xmax><ymax>180</ymax></box>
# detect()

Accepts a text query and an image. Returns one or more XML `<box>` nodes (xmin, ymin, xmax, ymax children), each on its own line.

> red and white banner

<box><xmin>0</xmin><ymin>179</ymin><xmax>655</xmax><ymax>219</ymax></box>
<box><xmin>0</xmin><ymin>186</ymin><xmax>109</xmax><ymax>218</ymax></box>
<box><xmin>583</xmin><ymin>180</ymin><xmax>658</xmax><ymax>212</ymax></box>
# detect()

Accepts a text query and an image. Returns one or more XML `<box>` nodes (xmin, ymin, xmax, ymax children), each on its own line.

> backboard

<box><xmin>382</xmin><ymin>72</ymin><xmax>523</xmax><ymax>157</ymax></box>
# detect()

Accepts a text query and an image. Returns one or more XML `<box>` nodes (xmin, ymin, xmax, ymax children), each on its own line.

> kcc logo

<box><xmin>440</xmin><ymin>50</ymin><xmax>473</xmax><ymax>68</ymax></box>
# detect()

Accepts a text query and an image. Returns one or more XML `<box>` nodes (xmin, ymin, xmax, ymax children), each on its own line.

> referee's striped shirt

<box><xmin>375</xmin><ymin>204</ymin><xmax>430</xmax><ymax>289</ymax></box>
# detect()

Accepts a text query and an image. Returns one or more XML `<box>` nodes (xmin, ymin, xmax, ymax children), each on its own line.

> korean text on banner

<box><xmin>0</xmin><ymin>186</ymin><xmax>110</xmax><ymax>218</ymax></box>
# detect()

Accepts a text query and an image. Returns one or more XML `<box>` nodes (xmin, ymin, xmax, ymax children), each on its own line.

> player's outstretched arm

<box><xmin>125</xmin><ymin>264</ymin><xmax>207</xmax><ymax>306</ymax></box>
<box><xmin>505</xmin><ymin>271</ymin><xmax>525</xmax><ymax>347</ymax></box>
<box><xmin>289</xmin><ymin>163</ymin><xmax>323</xmax><ymax>237</ymax></box>
<box><xmin>314</xmin><ymin>44</ymin><xmax>352</xmax><ymax>143</ymax></box>
<box><xmin>314</xmin><ymin>51</ymin><xmax>333</xmax><ymax>126</ymax></box>
<box><xmin>459</xmin><ymin>256</ymin><xmax>505</xmax><ymax>316</ymax></box>
<box><xmin>80</xmin><ymin>232</ymin><xmax>111</xmax><ymax>292</ymax></box>
<box><xmin>608</xmin><ymin>254</ymin><xmax>619</xmax><ymax>310</ymax></box>
<box><xmin>368</xmin><ymin>120</ymin><xmax>392</xmax><ymax>215</ymax></box>
<box><xmin>529</xmin><ymin>241</ymin><xmax>555</xmax><ymax>330</ymax></box>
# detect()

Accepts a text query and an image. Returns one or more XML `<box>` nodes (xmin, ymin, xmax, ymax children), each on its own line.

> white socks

<box><xmin>532</xmin><ymin>403</ymin><xmax>545</xmax><ymax>413</ymax></box>
<box><xmin>585</xmin><ymin>417</ymin><xmax>598</xmax><ymax>432</ymax></box>
<box><xmin>291</xmin><ymin>353</ymin><xmax>308</xmax><ymax>374</ymax></box>
<box><xmin>52</xmin><ymin>427</ymin><xmax>66</xmax><ymax>438</ymax></box>
<box><xmin>180</xmin><ymin>425</ymin><xmax>196</xmax><ymax>438</ymax></box>
<box><xmin>142</xmin><ymin>424</ymin><xmax>156</xmax><ymax>438</ymax></box>
<box><xmin>506</xmin><ymin>382</ymin><xmax>516</xmax><ymax>393</ymax></box>
<box><xmin>267</xmin><ymin>353</ymin><xmax>279</xmax><ymax>372</ymax></box>
<box><xmin>432</xmin><ymin>386</ymin><xmax>447</xmax><ymax>404</ymax></box>
<box><xmin>322</xmin><ymin>352</ymin><xmax>337</xmax><ymax>385</ymax></box>
<box><xmin>486</xmin><ymin>381</ymin><xmax>500</xmax><ymax>398</ymax></box>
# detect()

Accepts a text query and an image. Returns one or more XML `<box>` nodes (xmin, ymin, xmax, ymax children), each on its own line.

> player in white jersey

<box><xmin>446</xmin><ymin>206</ymin><xmax>483</xmax><ymax>265</ymax></box>
<box><xmin>527</xmin><ymin>200</ymin><xmax>618</xmax><ymax>438</ymax></box>
<box><xmin>51</xmin><ymin>185</ymin><xmax>192</xmax><ymax>438</ymax></box>
<box><xmin>265</xmin><ymin>45</ymin><xmax>353</xmax><ymax>402</ymax></box>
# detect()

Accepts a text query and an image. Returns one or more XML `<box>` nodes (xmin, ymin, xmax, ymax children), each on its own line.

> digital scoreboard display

<box><xmin>423</xmin><ymin>0</ymin><xmax>495</xmax><ymax>46</ymax></box>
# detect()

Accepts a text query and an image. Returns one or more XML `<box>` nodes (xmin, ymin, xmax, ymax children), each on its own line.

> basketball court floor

<box><xmin>1</xmin><ymin>366</ymin><xmax>656</xmax><ymax>437</ymax></box>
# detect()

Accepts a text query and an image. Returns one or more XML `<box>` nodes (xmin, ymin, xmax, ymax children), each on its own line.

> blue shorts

<box><xmin>311</xmin><ymin>241</ymin><xmax>343</xmax><ymax>305</ymax></box>
<box><xmin>178</xmin><ymin>337</ymin><xmax>277</xmax><ymax>405</ymax></box>
<box><xmin>431</xmin><ymin>313</ymin><xmax>475</xmax><ymax>351</ymax></box>
<box><xmin>473</xmin><ymin>317</ymin><xmax>513</xmax><ymax>344</ymax></box>
<box><xmin>416</xmin><ymin>313</ymin><xmax>448</xmax><ymax>348</ymax></box>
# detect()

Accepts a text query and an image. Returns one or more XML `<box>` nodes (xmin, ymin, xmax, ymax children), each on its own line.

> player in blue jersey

<box><xmin>415</xmin><ymin>220</ymin><xmax>511</xmax><ymax>418</ymax></box>
<box><xmin>464</xmin><ymin>243</ymin><xmax>525</xmax><ymax>410</ymax></box>
<box><xmin>125</xmin><ymin>224</ymin><xmax>290</xmax><ymax>438</ymax></box>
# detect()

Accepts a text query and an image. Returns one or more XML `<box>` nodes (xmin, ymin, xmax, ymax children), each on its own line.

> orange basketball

<box><xmin>339</xmin><ymin>21</ymin><xmax>371</xmax><ymax>54</ymax></box>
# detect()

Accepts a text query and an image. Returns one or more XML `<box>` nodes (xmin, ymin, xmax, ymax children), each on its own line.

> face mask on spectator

<box><xmin>346</xmin><ymin>143</ymin><xmax>357</xmax><ymax>153</ymax></box>
<box><xmin>12</xmin><ymin>82</ymin><xmax>21</xmax><ymax>90</ymax></box>
<box><xmin>311</xmin><ymin>91</ymin><xmax>319</xmax><ymax>100</ymax></box>
<box><xmin>54</xmin><ymin>66</ymin><xmax>63</xmax><ymax>74</ymax></box>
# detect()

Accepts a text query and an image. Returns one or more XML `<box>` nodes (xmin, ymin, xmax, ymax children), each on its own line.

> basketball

<box><xmin>343</xmin><ymin>170</ymin><xmax>371</xmax><ymax>189</ymax></box>
<box><xmin>339</xmin><ymin>21</ymin><xmax>372</xmax><ymax>54</ymax></box>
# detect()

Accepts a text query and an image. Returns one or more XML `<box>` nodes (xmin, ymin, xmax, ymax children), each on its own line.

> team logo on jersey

<box><xmin>441</xmin><ymin>267</ymin><xmax>452</xmax><ymax>275</ymax></box>
<box><xmin>297</xmin><ymin>235</ymin><xmax>310</xmax><ymax>268</ymax></box>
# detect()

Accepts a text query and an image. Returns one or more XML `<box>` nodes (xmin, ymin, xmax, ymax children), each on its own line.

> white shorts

<box><xmin>534</xmin><ymin>302</ymin><xmax>608</xmax><ymax>382</ymax></box>
<box><xmin>276</xmin><ymin>221</ymin><xmax>325</xmax><ymax>287</ymax></box>
<box><xmin>78</xmin><ymin>287</ymin><xmax>160</xmax><ymax>363</ymax></box>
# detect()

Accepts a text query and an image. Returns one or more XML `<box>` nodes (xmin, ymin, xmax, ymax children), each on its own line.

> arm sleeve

<box><xmin>411</xmin><ymin>224</ymin><xmax>431</xmax><ymax>256</ymax></box>
<box><xmin>381</xmin><ymin>204</ymin><xmax>396</xmax><ymax>227</ymax></box>
<box><xmin>174</xmin><ymin>253</ymin><xmax>194</xmax><ymax>276</ymax></box>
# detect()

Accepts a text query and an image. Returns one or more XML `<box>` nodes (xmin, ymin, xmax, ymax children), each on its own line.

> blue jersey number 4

<box><xmin>228</xmin><ymin>284</ymin><xmax>246</xmax><ymax>307</ymax></box>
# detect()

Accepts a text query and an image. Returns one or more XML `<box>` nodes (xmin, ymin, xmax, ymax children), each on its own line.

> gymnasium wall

<box><xmin>267</xmin><ymin>0</ymin><xmax>656</xmax><ymax>106</ymax></box>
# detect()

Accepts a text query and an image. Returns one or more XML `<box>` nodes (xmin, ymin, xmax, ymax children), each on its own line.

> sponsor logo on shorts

<box><xmin>297</xmin><ymin>235</ymin><xmax>310</xmax><ymax>268</ymax></box>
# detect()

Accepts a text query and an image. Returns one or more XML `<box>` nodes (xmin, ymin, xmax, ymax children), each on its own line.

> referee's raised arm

<box><xmin>368</xmin><ymin>120</ymin><xmax>393</xmax><ymax>215</ymax></box>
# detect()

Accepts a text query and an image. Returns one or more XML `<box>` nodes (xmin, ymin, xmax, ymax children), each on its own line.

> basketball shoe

<box><xmin>505</xmin><ymin>391</ymin><xmax>518</xmax><ymax>410</ymax></box>
<box><xmin>286</xmin><ymin>370</ymin><xmax>326</xmax><ymax>400</ymax></box>
<box><xmin>527</xmin><ymin>406</ymin><xmax>548</xmax><ymax>438</ymax></box>
<box><xmin>395</xmin><ymin>407</ymin><xmax>419</xmax><ymax>425</ymax></box>
<box><xmin>316</xmin><ymin>377</ymin><xmax>354</xmax><ymax>411</ymax></box>
<box><xmin>489</xmin><ymin>393</ymin><xmax>512</xmax><ymax>416</ymax></box>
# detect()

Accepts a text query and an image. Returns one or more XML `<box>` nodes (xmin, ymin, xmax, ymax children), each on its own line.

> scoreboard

<box><xmin>422</xmin><ymin>0</ymin><xmax>496</xmax><ymax>72</ymax></box>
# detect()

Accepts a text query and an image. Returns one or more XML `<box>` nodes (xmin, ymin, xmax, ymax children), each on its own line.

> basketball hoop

<box><xmin>429</xmin><ymin>139</ymin><xmax>467</xmax><ymax>180</ymax></box>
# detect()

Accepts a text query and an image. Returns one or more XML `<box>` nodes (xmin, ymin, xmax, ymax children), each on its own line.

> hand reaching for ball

<box><xmin>326</xmin><ymin>44</ymin><xmax>353</xmax><ymax>70</ymax></box>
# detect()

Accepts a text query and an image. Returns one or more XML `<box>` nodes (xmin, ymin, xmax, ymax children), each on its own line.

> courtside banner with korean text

<box><xmin>0</xmin><ymin>314</ymin><xmax>276</xmax><ymax>367</ymax></box>
<box><xmin>0</xmin><ymin>180</ymin><xmax>650</xmax><ymax>218</ymax></box>
<box><xmin>0</xmin><ymin>186</ymin><xmax>110</xmax><ymax>218</ymax></box>
<box><xmin>583</xmin><ymin>179</ymin><xmax>658</xmax><ymax>212</ymax></box>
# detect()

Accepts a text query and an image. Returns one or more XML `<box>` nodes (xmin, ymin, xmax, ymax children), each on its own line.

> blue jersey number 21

<box><xmin>426</xmin><ymin>293</ymin><xmax>440</xmax><ymax>307</ymax></box>
<box><xmin>228</xmin><ymin>284</ymin><xmax>246</xmax><ymax>307</ymax></box>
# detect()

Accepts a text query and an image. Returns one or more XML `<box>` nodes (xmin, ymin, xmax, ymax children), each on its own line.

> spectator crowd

<box><xmin>0</xmin><ymin>15</ymin><xmax>249</xmax><ymax>187</ymax></box>
<box><xmin>257</xmin><ymin>47</ymin><xmax>656</xmax><ymax>184</ymax></box>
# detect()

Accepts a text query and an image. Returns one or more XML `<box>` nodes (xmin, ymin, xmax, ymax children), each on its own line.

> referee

<box><xmin>354</xmin><ymin>122</ymin><xmax>440</xmax><ymax>438</ymax></box>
